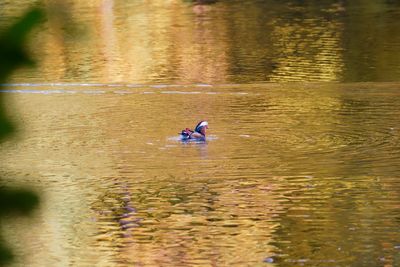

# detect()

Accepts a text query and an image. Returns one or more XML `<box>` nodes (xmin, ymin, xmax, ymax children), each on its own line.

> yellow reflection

<box><xmin>270</xmin><ymin>16</ymin><xmax>344</xmax><ymax>82</ymax></box>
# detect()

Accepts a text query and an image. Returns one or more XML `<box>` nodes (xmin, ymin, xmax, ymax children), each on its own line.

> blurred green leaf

<box><xmin>0</xmin><ymin>6</ymin><xmax>45</xmax><ymax>266</ymax></box>
<box><xmin>0</xmin><ymin>244</ymin><xmax>13</xmax><ymax>265</ymax></box>
<box><xmin>0</xmin><ymin>7</ymin><xmax>45</xmax><ymax>82</ymax></box>
<box><xmin>0</xmin><ymin>187</ymin><xmax>39</xmax><ymax>215</ymax></box>
<box><xmin>0</xmin><ymin>7</ymin><xmax>45</xmax><ymax>141</ymax></box>
<box><xmin>0</xmin><ymin>115</ymin><xmax>14</xmax><ymax>141</ymax></box>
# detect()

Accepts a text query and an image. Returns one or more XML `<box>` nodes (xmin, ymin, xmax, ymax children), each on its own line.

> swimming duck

<box><xmin>180</xmin><ymin>121</ymin><xmax>209</xmax><ymax>140</ymax></box>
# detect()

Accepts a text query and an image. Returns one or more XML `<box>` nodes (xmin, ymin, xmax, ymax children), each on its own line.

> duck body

<box><xmin>180</xmin><ymin>121</ymin><xmax>208</xmax><ymax>141</ymax></box>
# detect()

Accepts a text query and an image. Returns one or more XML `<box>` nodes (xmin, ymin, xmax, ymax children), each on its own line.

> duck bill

<box><xmin>201</xmin><ymin>126</ymin><xmax>208</xmax><ymax>135</ymax></box>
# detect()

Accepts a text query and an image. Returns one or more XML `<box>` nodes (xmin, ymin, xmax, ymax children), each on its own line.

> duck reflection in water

<box><xmin>180</xmin><ymin>121</ymin><xmax>209</xmax><ymax>141</ymax></box>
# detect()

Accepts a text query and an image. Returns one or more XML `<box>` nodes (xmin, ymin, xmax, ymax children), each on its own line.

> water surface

<box><xmin>1</xmin><ymin>83</ymin><xmax>399</xmax><ymax>266</ymax></box>
<box><xmin>1</xmin><ymin>0</ymin><xmax>400</xmax><ymax>84</ymax></box>
<box><xmin>1</xmin><ymin>0</ymin><xmax>400</xmax><ymax>266</ymax></box>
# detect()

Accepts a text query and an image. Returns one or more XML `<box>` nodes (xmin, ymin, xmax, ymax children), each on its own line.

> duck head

<box><xmin>195</xmin><ymin>121</ymin><xmax>208</xmax><ymax>135</ymax></box>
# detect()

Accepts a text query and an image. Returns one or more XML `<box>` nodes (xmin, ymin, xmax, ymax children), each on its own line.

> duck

<box><xmin>180</xmin><ymin>121</ymin><xmax>209</xmax><ymax>141</ymax></box>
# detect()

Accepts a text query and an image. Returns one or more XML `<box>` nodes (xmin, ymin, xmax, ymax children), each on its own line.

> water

<box><xmin>2</xmin><ymin>0</ymin><xmax>400</xmax><ymax>84</ymax></box>
<box><xmin>1</xmin><ymin>83</ymin><xmax>399</xmax><ymax>266</ymax></box>
<box><xmin>1</xmin><ymin>1</ymin><xmax>400</xmax><ymax>267</ymax></box>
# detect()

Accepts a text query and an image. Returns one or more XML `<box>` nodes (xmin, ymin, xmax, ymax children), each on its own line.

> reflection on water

<box><xmin>269</xmin><ymin>15</ymin><xmax>343</xmax><ymax>82</ymax></box>
<box><xmin>1</xmin><ymin>83</ymin><xmax>400</xmax><ymax>266</ymax></box>
<box><xmin>1</xmin><ymin>0</ymin><xmax>400</xmax><ymax>266</ymax></box>
<box><xmin>1</xmin><ymin>1</ymin><xmax>400</xmax><ymax>83</ymax></box>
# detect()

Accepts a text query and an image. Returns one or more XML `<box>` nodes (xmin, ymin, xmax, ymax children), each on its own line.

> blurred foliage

<box><xmin>0</xmin><ymin>7</ymin><xmax>44</xmax><ymax>265</ymax></box>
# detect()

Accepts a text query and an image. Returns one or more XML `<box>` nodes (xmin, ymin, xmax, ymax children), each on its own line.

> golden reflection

<box><xmin>99</xmin><ymin>0</ymin><xmax>121</xmax><ymax>82</ymax></box>
<box><xmin>1</xmin><ymin>1</ymin><xmax>400</xmax><ymax>266</ymax></box>
<box><xmin>1</xmin><ymin>83</ymin><xmax>400</xmax><ymax>266</ymax></box>
<box><xmin>91</xmin><ymin>178</ymin><xmax>280</xmax><ymax>266</ymax></box>
<box><xmin>170</xmin><ymin>3</ymin><xmax>229</xmax><ymax>84</ymax></box>
<box><xmin>269</xmin><ymin>14</ymin><xmax>344</xmax><ymax>82</ymax></box>
<box><xmin>6</xmin><ymin>1</ymin><xmax>400</xmax><ymax>83</ymax></box>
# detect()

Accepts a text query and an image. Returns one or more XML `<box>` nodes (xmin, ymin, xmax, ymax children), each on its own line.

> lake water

<box><xmin>1</xmin><ymin>1</ymin><xmax>400</xmax><ymax>267</ymax></box>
